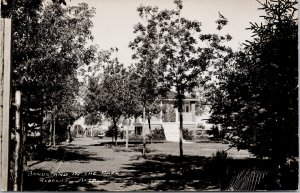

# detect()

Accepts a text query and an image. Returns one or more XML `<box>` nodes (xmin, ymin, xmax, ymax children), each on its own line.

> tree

<box><xmin>54</xmin><ymin>76</ymin><xmax>83</xmax><ymax>143</ymax></box>
<box><xmin>121</xmin><ymin>66</ymin><xmax>145</xmax><ymax>149</ymax></box>
<box><xmin>209</xmin><ymin>0</ymin><xmax>297</xmax><ymax>171</ymax></box>
<box><xmin>135</xmin><ymin>0</ymin><xmax>232</xmax><ymax>157</ymax></box>
<box><xmin>16</xmin><ymin>1</ymin><xmax>95</xmax><ymax>141</ymax></box>
<box><xmin>130</xmin><ymin>5</ymin><xmax>168</xmax><ymax>150</ymax></box>
<box><xmin>84</xmin><ymin>112</ymin><xmax>102</xmax><ymax>126</ymax></box>
<box><xmin>85</xmin><ymin>49</ymin><xmax>133</xmax><ymax>145</ymax></box>
<box><xmin>2</xmin><ymin>0</ymin><xmax>96</xmax><ymax>140</ymax></box>
<box><xmin>1</xmin><ymin>1</ymin><xmax>97</xmax><ymax>190</ymax></box>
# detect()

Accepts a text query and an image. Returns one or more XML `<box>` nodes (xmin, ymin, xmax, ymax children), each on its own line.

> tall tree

<box><xmin>1</xmin><ymin>1</ymin><xmax>97</xmax><ymax>189</ymax></box>
<box><xmin>85</xmin><ymin>49</ymin><xmax>133</xmax><ymax>145</ymax></box>
<box><xmin>130</xmin><ymin>5</ymin><xmax>168</xmax><ymax>149</ymax></box>
<box><xmin>134</xmin><ymin>0</ymin><xmax>232</xmax><ymax>157</ymax></box>
<box><xmin>209</xmin><ymin>0</ymin><xmax>298</xmax><ymax>175</ymax></box>
<box><xmin>54</xmin><ymin>76</ymin><xmax>83</xmax><ymax>143</ymax></box>
<box><xmin>1</xmin><ymin>0</ymin><xmax>96</xmax><ymax>132</ymax></box>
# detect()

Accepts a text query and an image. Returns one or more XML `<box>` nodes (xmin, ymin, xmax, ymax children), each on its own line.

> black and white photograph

<box><xmin>0</xmin><ymin>0</ymin><xmax>298</xmax><ymax>191</ymax></box>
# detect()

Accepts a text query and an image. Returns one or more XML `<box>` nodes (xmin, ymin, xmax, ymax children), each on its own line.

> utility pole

<box><xmin>1</xmin><ymin>18</ymin><xmax>12</xmax><ymax>191</ymax></box>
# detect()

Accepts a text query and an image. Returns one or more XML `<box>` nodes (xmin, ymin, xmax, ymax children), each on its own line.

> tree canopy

<box><xmin>130</xmin><ymin>0</ymin><xmax>233</xmax><ymax>157</ymax></box>
<box><xmin>2</xmin><ymin>0</ymin><xmax>96</xmax><ymax>125</ymax></box>
<box><xmin>1</xmin><ymin>0</ymin><xmax>97</xmax><ymax>147</ymax></box>
<box><xmin>84</xmin><ymin>49</ymin><xmax>141</xmax><ymax>144</ymax></box>
<box><xmin>209</xmin><ymin>0</ymin><xmax>298</xmax><ymax>162</ymax></box>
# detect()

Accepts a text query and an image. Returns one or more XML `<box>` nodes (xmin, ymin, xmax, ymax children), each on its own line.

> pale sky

<box><xmin>69</xmin><ymin>0</ymin><xmax>265</xmax><ymax>66</ymax></box>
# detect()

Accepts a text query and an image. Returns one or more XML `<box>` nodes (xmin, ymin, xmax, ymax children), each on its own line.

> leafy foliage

<box><xmin>2</xmin><ymin>1</ymin><xmax>96</xmax><ymax>140</ymax></box>
<box><xmin>131</xmin><ymin>0</ymin><xmax>232</xmax><ymax>156</ymax></box>
<box><xmin>84</xmin><ymin>112</ymin><xmax>102</xmax><ymax>126</ymax></box>
<box><xmin>207</xmin><ymin>125</ymin><xmax>225</xmax><ymax>141</ymax></box>
<box><xmin>209</xmin><ymin>0</ymin><xmax>298</xmax><ymax>162</ymax></box>
<box><xmin>106</xmin><ymin>125</ymin><xmax>122</xmax><ymax>138</ymax></box>
<box><xmin>162</xmin><ymin>103</ymin><xmax>176</xmax><ymax>122</ymax></box>
<box><xmin>130</xmin><ymin>6</ymin><xmax>169</xmax><ymax>138</ymax></box>
<box><xmin>128</xmin><ymin>134</ymin><xmax>144</xmax><ymax>141</ymax></box>
<box><xmin>84</xmin><ymin>49</ymin><xmax>140</xmax><ymax>144</ymax></box>
<box><xmin>148</xmin><ymin>127</ymin><xmax>166</xmax><ymax>141</ymax></box>
<box><xmin>182</xmin><ymin>128</ymin><xmax>194</xmax><ymax>140</ymax></box>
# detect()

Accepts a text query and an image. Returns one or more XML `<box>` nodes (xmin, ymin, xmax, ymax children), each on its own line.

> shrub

<box><xmin>210</xmin><ymin>150</ymin><xmax>232</xmax><ymax>189</ymax></box>
<box><xmin>182</xmin><ymin>128</ymin><xmax>194</xmax><ymax>140</ymax></box>
<box><xmin>208</xmin><ymin>125</ymin><xmax>225</xmax><ymax>141</ymax></box>
<box><xmin>212</xmin><ymin>150</ymin><xmax>230</xmax><ymax>161</ymax></box>
<box><xmin>148</xmin><ymin>127</ymin><xmax>166</xmax><ymax>141</ymax></box>
<box><xmin>93</xmin><ymin>129</ymin><xmax>104</xmax><ymax>137</ymax></box>
<box><xmin>194</xmin><ymin>135</ymin><xmax>210</xmax><ymax>142</ymax></box>
<box><xmin>196</xmin><ymin>123</ymin><xmax>205</xmax><ymax>130</ymax></box>
<box><xmin>105</xmin><ymin>125</ymin><xmax>122</xmax><ymax>137</ymax></box>
<box><xmin>128</xmin><ymin>134</ymin><xmax>143</xmax><ymax>141</ymax></box>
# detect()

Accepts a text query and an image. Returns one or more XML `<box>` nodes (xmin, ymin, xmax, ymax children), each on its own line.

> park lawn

<box><xmin>24</xmin><ymin>138</ymin><xmax>293</xmax><ymax>191</ymax></box>
<box><xmin>147</xmin><ymin>141</ymin><xmax>252</xmax><ymax>158</ymax></box>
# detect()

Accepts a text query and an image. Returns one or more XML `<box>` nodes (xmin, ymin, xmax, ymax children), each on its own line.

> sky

<box><xmin>68</xmin><ymin>0</ymin><xmax>265</xmax><ymax>66</ymax></box>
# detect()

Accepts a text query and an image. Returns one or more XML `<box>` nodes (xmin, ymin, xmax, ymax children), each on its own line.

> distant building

<box><xmin>134</xmin><ymin>91</ymin><xmax>198</xmax><ymax>142</ymax></box>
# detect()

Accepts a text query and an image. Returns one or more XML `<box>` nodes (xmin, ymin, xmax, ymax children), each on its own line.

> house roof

<box><xmin>164</xmin><ymin>91</ymin><xmax>198</xmax><ymax>101</ymax></box>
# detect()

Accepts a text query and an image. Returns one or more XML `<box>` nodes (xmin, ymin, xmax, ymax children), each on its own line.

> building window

<box><xmin>135</xmin><ymin>126</ymin><xmax>142</xmax><ymax>135</ymax></box>
<box><xmin>186</xmin><ymin>105</ymin><xmax>189</xmax><ymax>112</ymax></box>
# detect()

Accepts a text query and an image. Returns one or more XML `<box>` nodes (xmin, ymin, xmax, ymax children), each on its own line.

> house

<box><xmin>133</xmin><ymin>91</ymin><xmax>198</xmax><ymax>142</ymax></box>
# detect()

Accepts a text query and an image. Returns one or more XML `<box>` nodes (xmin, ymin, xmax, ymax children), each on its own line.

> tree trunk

<box><xmin>49</xmin><ymin>117</ymin><xmax>53</xmax><ymax>146</ymax></box>
<box><xmin>76</xmin><ymin>125</ymin><xmax>79</xmax><ymax>138</ymax></box>
<box><xmin>13</xmin><ymin>90</ymin><xmax>22</xmax><ymax>191</ymax></box>
<box><xmin>40</xmin><ymin>104</ymin><xmax>44</xmax><ymax>146</ymax></box>
<box><xmin>142</xmin><ymin>130</ymin><xmax>146</xmax><ymax>157</ymax></box>
<box><xmin>20</xmin><ymin>123</ymin><xmax>26</xmax><ymax>191</ymax></box>
<box><xmin>178</xmin><ymin>99</ymin><xmax>183</xmax><ymax>158</ymax></box>
<box><xmin>142</xmin><ymin>107</ymin><xmax>146</xmax><ymax>157</ymax></box>
<box><xmin>14</xmin><ymin>130</ymin><xmax>21</xmax><ymax>191</ymax></box>
<box><xmin>53</xmin><ymin>117</ymin><xmax>56</xmax><ymax>147</ymax></box>
<box><xmin>270</xmin><ymin>118</ymin><xmax>286</xmax><ymax>188</ymax></box>
<box><xmin>125</xmin><ymin>122</ymin><xmax>129</xmax><ymax>149</ymax></box>
<box><xmin>147</xmin><ymin>116</ymin><xmax>152</xmax><ymax>144</ymax></box>
<box><xmin>113</xmin><ymin>119</ymin><xmax>118</xmax><ymax>146</ymax></box>
<box><xmin>67</xmin><ymin>124</ymin><xmax>72</xmax><ymax>143</ymax></box>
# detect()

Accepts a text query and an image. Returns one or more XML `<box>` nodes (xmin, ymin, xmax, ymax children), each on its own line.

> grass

<box><xmin>24</xmin><ymin>137</ymin><xmax>298</xmax><ymax>191</ymax></box>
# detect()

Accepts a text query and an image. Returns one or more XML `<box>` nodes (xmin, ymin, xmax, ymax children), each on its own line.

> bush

<box><xmin>208</xmin><ymin>125</ymin><xmax>225</xmax><ymax>141</ymax></box>
<box><xmin>196</xmin><ymin>123</ymin><xmax>205</xmax><ymax>130</ymax></box>
<box><xmin>149</xmin><ymin>127</ymin><xmax>166</xmax><ymax>141</ymax></box>
<box><xmin>93</xmin><ymin>129</ymin><xmax>104</xmax><ymax>137</ymax></box>
<box><xmin>105</xmin><ymin>125</ymin><xmax>122</xmax><ymax>137</ymax></box>
<box><xmin>210</xmin><ymin>150</ymin><xmax>232</xmax><ymax>190</ymax></box>
<box><xmin>128</xmin><ymin>134</ymin><xmax>143</xmax><ymax>141</ymax></box>
<box><xmin>212</xmin><ymin>150</ymin><xmax>230</xmax><ymax>161</ymax></box>
<box><xmin>194</xmin><ymin>135</ymin><xmax>210</xmax><ymax>142</ymax></box>
<box><xmin>182</xmin><ymin>128</ymin><xmax>194</xmax><ymax>140</ymax></box>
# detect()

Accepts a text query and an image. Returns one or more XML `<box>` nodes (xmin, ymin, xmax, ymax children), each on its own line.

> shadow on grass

<box><xmin>118</xmin><ymin>154</ymin><xmax>298</xmax><ymax>191</ymax></box>
<box><xmin>119</xmin><ymin>154</ymin><xmax>222</xmax><ymax>191</ymax></box>
<box><xmin>90</xmin><ymin>141</ymin><xmax>165</xmax><ymax>146</ymax></box>
<box><xmin>29</xmin><ymin>145</ymin><xmax>106</xmax><ymax>166</ymax></box>
<box><xmin>24</xmin><ymin>154</ymin><xmax>298</xmax><ymax>191</ymax></box>
<box><xmin>90</xmin><ymin>142</ymin><xmax>160</xmax><ymax>154</ymax></box>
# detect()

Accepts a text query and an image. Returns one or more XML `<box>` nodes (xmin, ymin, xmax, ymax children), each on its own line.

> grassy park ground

<box><xmin>23</xmin><ymin>137</ymin><xmax>297</xmax><ymax>191</ymax></box>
